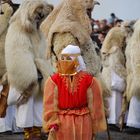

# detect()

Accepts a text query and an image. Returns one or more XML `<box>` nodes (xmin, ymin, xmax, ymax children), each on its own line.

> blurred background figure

<box><xmin>101</xmin><ymin>26</ymin><xmax>128</xmax><ymax>131</ymax></box>
<box><xmin>114</xmin><ymin>19</ymin><xmax>124</xmax><ymax>27</ymax></box>
<box><xmin>108</xmin><ymin>13</ymin><xmax>118</xmax><ymax>25</ymax></box>
<box><xmin>123</xmin><ymin>19</ymin><xmax>140</xmax><ymax>134</ymax></box>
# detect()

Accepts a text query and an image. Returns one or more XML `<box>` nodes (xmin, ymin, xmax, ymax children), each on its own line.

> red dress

<box><xmin>43</xmin><ymin>71</ymin><xmax>106</xmax><ymax>140</ymax></box>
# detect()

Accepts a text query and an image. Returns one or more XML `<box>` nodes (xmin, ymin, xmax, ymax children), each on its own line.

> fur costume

<box><xmin>101</xmin><ymin>27</ymin><xmax>128</xmax><ymax>92</ymax></box>
<box><xmin>5</xmin><ymin>0</ymin><xmax>53</xmax><ymax>98</ymax></box>
<box><xmin>121</xmin><ymin>20</ymin><xmax>136</xmax><ymax>43</ymax></box>
<box><xmin>125</xmin><ymin>20</ymin><xmax>140</xmax><ymax>101</ymax></box>
<box><xmin>41</xmin><ymin>0</ymin><xmax>102</xmax><ymax>76</ymax></box>
<box><xmin>0</xmin><ymin>3</ymin><xmax>13</xmax><ymax>84</ymax></box>
<box><xmin>101</xmin><ymin>26</ymin><xmax>133</xmax><ymax>126</ymax></box>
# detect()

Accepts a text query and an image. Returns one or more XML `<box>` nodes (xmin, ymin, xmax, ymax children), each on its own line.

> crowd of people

<box><xmin>0</xmin><ymin>0</ymin><xmax>140</xmax><ymax>140</ymax></box>
<box><xmin>90</xmin><ymin>13</ymin><xmax>140</xmax><ymax>135</ymax></box>
<box><xmin>91</xmin><ymin>13</ymin><xmax>124</xmax><ymax>49</ymax></box>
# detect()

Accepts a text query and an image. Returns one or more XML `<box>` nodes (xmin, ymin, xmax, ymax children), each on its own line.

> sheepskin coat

<box><xmin>0</xmin><ymin>3</ymin><xmax>13</xmax><ymax>79</ymax></box>
<box><xmin>125</xmin><ymin>20</ymin><xmax>140</xmax><ymax>101</ymax></box>
<box><xmin>101</xmin><ymin>27</ymin><xmax>127</xmax><ymax>93</ymax></box>
<box><xmin>5</xmin><ymin>0</ymin><xmax>53</xmax><ymax>95</ymax></box>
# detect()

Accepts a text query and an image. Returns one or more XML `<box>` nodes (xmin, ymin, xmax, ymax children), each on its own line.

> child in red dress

<box><xmin>43</xmin><ymin>45</ymin><xmax>106</xmax><ymax>140</ymax></box>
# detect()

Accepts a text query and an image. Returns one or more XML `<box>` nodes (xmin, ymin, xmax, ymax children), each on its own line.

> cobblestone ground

<box><xmin>0</xmin><ymin>131</ymin><xmax>140</xmax><ymax>140</ymax></box>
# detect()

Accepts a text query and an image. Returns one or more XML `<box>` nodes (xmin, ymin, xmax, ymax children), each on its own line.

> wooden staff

<box><xmin>106</xmin><ymin>116</ymin><xmax>111</xmax><ymax>140</ymax></box>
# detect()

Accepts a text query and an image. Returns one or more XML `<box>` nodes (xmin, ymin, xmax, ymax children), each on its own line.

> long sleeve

<box><xmin>43</xmin><ymin>77</ymin><xmax>60</xmax><ymax>133</ymax></box>
<box><xmin>87</xmin><ymin>77</ymin><xmax>107</xmax><ymax>134</ymax></box>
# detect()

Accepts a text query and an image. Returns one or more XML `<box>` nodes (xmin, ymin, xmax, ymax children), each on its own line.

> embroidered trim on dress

<box><xmin>59</xmin><ymin>71</ymin><xmax>87</xmax><ymax>94</ymax></box>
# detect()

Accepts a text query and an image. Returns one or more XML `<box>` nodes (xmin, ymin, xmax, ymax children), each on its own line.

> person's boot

<box><xmin>32</xmin><ymin>126</ymin><xmax>42</xmax><ymax>140</ymax></box>
<box><xmin>24</xmin><ymin>127</ymin><xmax>33</xmax><ymax>140</ymax></box>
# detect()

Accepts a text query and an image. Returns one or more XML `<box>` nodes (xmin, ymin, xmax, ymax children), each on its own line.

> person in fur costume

<box><xmin>41</xmin><ymin>0</ymin><xmax>101</xmax><ymax>75</ymax></box>
<box><xmin>0</xmin><ymin>0</ymin><xmax>22</xmax><ymax>134</ymax></box>
<box><xmin>101</xmin><ymin>26</ymin><xmax>130</xmax><ymax>130</ymax></box>
<box><xmin>0</xmin><ymin>1</ymin><xmax>13</xmax><ymax>88</ymax></box>
<box><xmin>41</xmin><ymin>0</ymin><xmax>110</xmax><ymax>117</ymax></box>
<box><xmin>0</xmin><ymin>0</ymin><xmax>13</xmax><ymax>133</ymax></box>
<box><xmin>43</xmin><ymin>45</ymin><xmax>106</xmax><ymax>140</ymax></box>
<box><xmin>5</xmin><ymin>0</ymin><xmax>53</xmax><ymax>139</ymax></box>
<box><xmin>123</xmin><ymin>19</ymin><xmax>140</xmax><ymax>134</ymax></box>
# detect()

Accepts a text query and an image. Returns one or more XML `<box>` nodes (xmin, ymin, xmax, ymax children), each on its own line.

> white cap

<box><xmin>61</xmin><ymin>45</ymin><xmax>86</xmax><ymax>72</ymax></box>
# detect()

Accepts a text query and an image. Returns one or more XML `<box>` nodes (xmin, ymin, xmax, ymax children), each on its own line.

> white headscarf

<box><xmin>61</xmin><ymin>45</ymin><xmax>86</xmax><ymax>72</ymax></box>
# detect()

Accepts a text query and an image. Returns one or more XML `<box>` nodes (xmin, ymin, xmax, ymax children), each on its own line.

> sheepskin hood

<box><xmin>101</xmin><ymin>27</ymin><xmax>126</xmax><ymax>55</ymax></box>
<box><xmin>41</xmin><ymin>0</ymin><xmax>92</xmax><ymax>51</ymax></box>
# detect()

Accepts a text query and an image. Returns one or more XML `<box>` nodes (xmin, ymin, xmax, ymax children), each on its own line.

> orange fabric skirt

<box><xmin>55</xmin><ymin>107</ymin><xmax>93</xmax><ymax>140</ymax></box>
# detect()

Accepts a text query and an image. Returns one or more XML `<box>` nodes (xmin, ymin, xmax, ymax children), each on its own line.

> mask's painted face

<box><xmin>57</xmin><ymin>53</ymin><xmax>80</xmax><ymax>76</ymax></box>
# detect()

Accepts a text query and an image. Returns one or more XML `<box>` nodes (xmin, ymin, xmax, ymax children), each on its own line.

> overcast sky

<box><xmin>13</xmin><ymin>0</ymin><xmax>140</xmax><ymax>20</ymax></box>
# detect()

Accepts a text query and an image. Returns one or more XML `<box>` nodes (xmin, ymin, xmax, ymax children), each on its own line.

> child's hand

<box><xmin>49</xmin><ymin>124</ymin><xmax>59</xmax><ymax>132</ymax></box>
